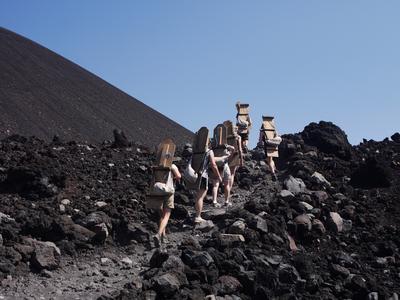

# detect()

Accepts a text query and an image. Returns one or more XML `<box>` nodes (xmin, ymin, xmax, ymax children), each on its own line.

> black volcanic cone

<box><xmin>0</xmin><ymin>27</ymin><xmax>193</xmax><ymax>146</ymax></box>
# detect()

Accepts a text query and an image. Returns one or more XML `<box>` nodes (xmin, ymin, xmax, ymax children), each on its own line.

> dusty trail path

<box><xmin>0</xmin><ymin>189</ymin><xmax>254</xmax><ymax>300</ymax></box>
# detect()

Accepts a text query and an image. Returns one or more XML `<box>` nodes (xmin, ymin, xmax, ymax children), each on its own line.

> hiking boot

<box><xmin>153</xmin><ymin>234</ymin><xmax>161</xmax><ymax>248</ymax></box>
<box><xmin>194</xmin><ymin>216</ymin><xmax>206</xmax><ymax>224</ymax></box>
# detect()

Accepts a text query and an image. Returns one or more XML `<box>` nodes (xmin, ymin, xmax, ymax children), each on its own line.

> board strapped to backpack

<box><xmin>146</xmin><ymin>138</ymin><xmax>176</xmax><ymax>209</ymax></box>
<box><xmin>184</xmin><ymin>127</ymin><xmax>209</xmax><ymax>190</ymax></box>
<box><xmin>261</xmin><ymin>116</ymin><xmax>279</xmax><ymax>158</ymax></box>
<box><xmin>223</xmin><ymin>120</ymin><xmax>243</xmax><ymax>167</ymax></box>
<box><xmin>236</xmin><ymin>101</ymin><xmax>251</xmax><ymax>134</ymax></box>
<box><xmin>212</xmin><ymin>124</ymin><xmax>227</xmax><ymax>156</ymax></box>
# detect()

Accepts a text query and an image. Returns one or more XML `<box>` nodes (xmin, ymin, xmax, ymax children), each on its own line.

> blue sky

<box><xmin>1</xmin><ymin>1</ymin><xmax>399</xmax><ymax>146</ymax></box>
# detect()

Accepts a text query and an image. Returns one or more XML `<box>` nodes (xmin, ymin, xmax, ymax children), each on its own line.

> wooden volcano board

<box><xmin>236</xmin><ymin>102</ymin><xmax>250</xmax><ymax>134</ymax></box>
<box><xmin>223</xmin><ymin>120</ymin><xmax>234</xmax><ymax>137</ymax></box>
<box><xmin>213</xmin><ymin>124</ymin><xmax>227</xmax><ymax>157</ymax></box>
<box><xmin>191</xmin><ymin>127</ymin><xmax>209</xmax><ymax>173</ymax></box>
<box><xmin>261</xmin><ymin>116</ymin><xmax>279</xmax><ymax>158</ymax></box>
<box><xmin>156</xmin><ymin>138</ymin><xmax>176</xmax><ymax>168</ymax></box>
<box><xmin>147</xmin><ymin>138</ymin><xmax>176</xmax><ymax>207</ymax></box>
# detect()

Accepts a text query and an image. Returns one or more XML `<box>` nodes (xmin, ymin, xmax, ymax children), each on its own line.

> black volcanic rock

<box><xmin>301</xmin><ymin>121</ymin><xmax>352</xmax><ymax>159</ymax></box>
<box><xmin>0</xmin><ymin>27</ymin><xmax>192</xmax><ymax>146</ymax></box>
<box><xmin>350</xmin><ymin>157</ymin><xmax>392</xmax><ymax>188</ymax></box>
<box><xmin>391</xmin><ymin>132</ymin><xmax>400</xmax><ymax>143</ymax></box>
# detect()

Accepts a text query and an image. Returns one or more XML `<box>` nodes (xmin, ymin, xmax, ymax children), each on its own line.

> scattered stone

<box><xmin>311</xmin><ymin>190</ymin><xmax>329</xmax><ymax>203</ymax></box>
<box><xmin>330</xmin><ymin>263</ymin><xmax>350</xmax><ymax>277</ymax></box>
<box><xmin>153</xmin><ymin>272</ymin><xmax>187</xmax><ymax>296</ymax></box>
<box><xmin>28</xmin><ymin>239</ymin><xmax>61</xmax><ymax>271</ymax></box>
<box><xmin>121</xmin><ymin>257</ymin><xmax>133</xmax><ymax>268</ymax></box>
<box><xmin>202</xmin><ymin>208</ymin><xmax>226</xmax><ymax>221</ymax></box>
<box><xmin>216</xmin><ymin>275</ymin><xmax>242</xmax><ymax>295</ymax></box>
<box><xmin>280</xmin><ymin>190</ymin><xmax>295</xmax><ymax>199</ymax></box>
<box><xmin>342</xmin><ymin>219</ymin><xmax>352</xmax><ymax>232</ymax></box>
<box><xmin>367</xmin><ymin>292</ymin><xmax>379</xmax><ymax>300</ymax></box>
<box><xmin>253</xmin><ymin>215</ymin><xmax>269</xmax><ymax>234</ymax></box>
<box><xmin>100</xmin><ymin>258</ymin><xmax>111</xmax><ymax>266</ymax></box>
<box><xmin>312</xmin><ymin>219</ymin><xmax>326</xmax><ymax>234</ymax></box>
<box><xmin>265</xmin><ymin>255</ymin><xmax>283</xmax><ymax>266</ymax></box>
<box><xmin>389</xmin><ymin>293</ymin><xmax>399</xmax><ymax>300</ymax></box>
<box><xmin>294</xmin><ymin>214</ymin><xmax>312</xmax><ymax>232</ymax></box>
<box><xmin>40</xmin><ymin>269</ymin><xmax>53</xmax><ymax>278</ymax></box>
<box><xmin>278</xmin><ymin>264</ymin><xmax>300</xmax><ymax>284</ymax></box>
<box><xmin>95</xmin><ymin>201</ymin><xmax>107</xmax><ymax>208</ymax></box>
<box><xmin>182</xmin><ymin>250</ymin><xmax>214</xmax><ymax>268</ymax></box>
<box><xmin>311</xmin><ymin>171</ymin><xmax>331</xmax><ymax>186</ymax></box>
<box><xmin>218</xmin><ymin>234</ymin><xmax>245</xmax><ymax>247</ymax></box>
<box><xmin>326</xmin><ymin>212</ymin><xmax>343</xmax><ymax>233</ymax></box>
<box><xmin>194</xmin><ymin>220</ymin><xmax>214</xmax><ymax>232</ymax></box>
<box><xmin>61</xmin><ymin>199</ymin><xmax>71</xmax><ymax>206</ymax></box>
<box><xmin>287</xmin><ymin>234</ymin><xmax>299</xmax><ymax>251</ymax></box>
<box><xmin>300</xmin><ymin>201</ymin><xmax>313</xmax><ymax>211</ymax></box>
<box><xmin>284</xmin><ymin>176</ymin><xmax>307</xmax><ymax>195</ymax></box>
<box><xmin>0</xmin><ymin>212</ymin><xmax>15</xmax><ymax>223</ymax></box>
<box><xmin>228</xmin><ymin>219</ymin><xmax>246</xmax><ymax>235</ymax></box>
<box><xmin>150</xmin><ymin>249</ymin><xmax>169</xmax><ymax>269</ymax></box>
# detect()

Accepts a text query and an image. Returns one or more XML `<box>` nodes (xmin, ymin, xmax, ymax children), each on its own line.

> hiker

<box><xmin>152</xmin><ymin>163</ymin><xmax>181</xmax><ymax>247</ymax></box>
<box><xmin>258</xmin><ymin>116</ymin><xmax>282</xmax><ymax>181</ymax></box>
<box><xmin>228</xmin><ymin>125</ymin><xmax>243</xmax><ymax>190</ymax></box>
<box><xmin>211</xmin><ymin>144</ymin><xmax>235</xmax><ymax>207</ymax></box>
<box><xmin>193</xmin><ymin>143</ymin><xmax>222</xmax><ymax>223</ymax></box>
<box><xmin>235</xmin><ymin>102</ymin><xmax>252</xmax><ymax>152</ymax></box>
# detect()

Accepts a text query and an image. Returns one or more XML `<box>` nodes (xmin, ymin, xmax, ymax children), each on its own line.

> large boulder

<box><xmin>301</xmin><ymin>121</ymin><xmax>352</xmax><ymax>159</ymax></box>
<box><xmin>24</xmin><ymin>238</ymin><xmax>61</xmax><ymax>271</ymax></box>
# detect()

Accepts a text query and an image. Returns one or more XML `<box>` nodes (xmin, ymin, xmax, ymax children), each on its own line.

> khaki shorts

<box><xmin>211</xmin><ymin>164</ymin><xmax>231</xmax><ymax>183</ymax></box>
<box><xmin>146</xmin><ymin>194</ymin><xmax>174</xmax><ymax>210</ymax></box>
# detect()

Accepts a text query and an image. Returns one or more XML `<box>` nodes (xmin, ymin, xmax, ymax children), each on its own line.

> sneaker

<box><xmin>153</xmin><ymin>234</ymin><xmax>161</xmax><ymax>248</ymax></box>
<box><xmin>224</xmin><ymin>201</ymin><xmax>233</xmax><ymax>207</ymax></box>
<box><xmin>213</xmin><ymin>202</ymin><xmax>222</xmax><ymax>208</ymax></box>
<box><xmin>194</xmin><ymin>216</ymin><xmax>206</xmax><ymax>224</ymax></box>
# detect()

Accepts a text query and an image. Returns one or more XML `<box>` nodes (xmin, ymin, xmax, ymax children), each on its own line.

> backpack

<box><xmin>182</xmin><ymin>150</ymin><xmax>210</xmax><ymax>185</ymax></box>
<box><xmin>265</xmin><ymin>136</ymin><xmax>282</xmax><ymax>147</ymax></box>
<box><xmin>182</xmin><ymin>163</ymin><xmax>198</xmax><ymax>184</ymax></box>
<box><xmin>152</xmin><ymin>182</ymin><xmax>175</xmax><ymax>196</ymax></box>
<box><xmin>151</xmin><ymin>170</ymin><xmax>175</xmax><ymax>196</ymax></box>
<box><xmin>237</xmin><ymin>118</ymin><xmax>249</xmax><ymax>129</ymax></box>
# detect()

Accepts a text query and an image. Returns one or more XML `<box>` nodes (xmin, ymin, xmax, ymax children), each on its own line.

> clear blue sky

<box><xmin>1</xmin><ymin>1</ymin><xmax>399</xmax><ymax>146</ymax></box>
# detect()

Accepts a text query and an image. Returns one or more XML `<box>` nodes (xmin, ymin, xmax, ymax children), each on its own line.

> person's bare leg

<box><xmin>158</xmin><ymin>208</ymin><xmax>171</xmax><ymax>237</ymax></box>
<box><xmin>267</xmin><ymin>157</ymin><xmax>276</xmax><ymax>174</ymax></box>
<box><xmin>195</xmin><ymin>189</ymin><xmax>207</xmax><ymax>218</ymax></box>
<box><xmin>212</xmin><ymin>180</ymin><xmax>219</xmax><ymax>204</ymax></box>
<box><xmin>224</xmin><ymin>182</ymin><xmax>231</xmax><ymax>205</ymax></box>
<box><xmin>229</xmin><ymin>166</ymin><xmax>237</xmax><ymax>190</ymax></box>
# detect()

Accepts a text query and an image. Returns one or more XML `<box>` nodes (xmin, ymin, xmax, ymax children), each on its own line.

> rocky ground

<box><xmin>0</xmin><ymin>121</ymin><xmax>399</xmax><ymax>300</ymax></box>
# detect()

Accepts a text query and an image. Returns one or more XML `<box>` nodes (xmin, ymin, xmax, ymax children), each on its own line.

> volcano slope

<box><xmin>0</xmin><ymin>27</ymin><xmax>192</xmax><ymax>146</ymax></box>
<box><xmin>0</xmin><ymin>121</ymin><xmax>399</xmax><ymax>299</ymax></box>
